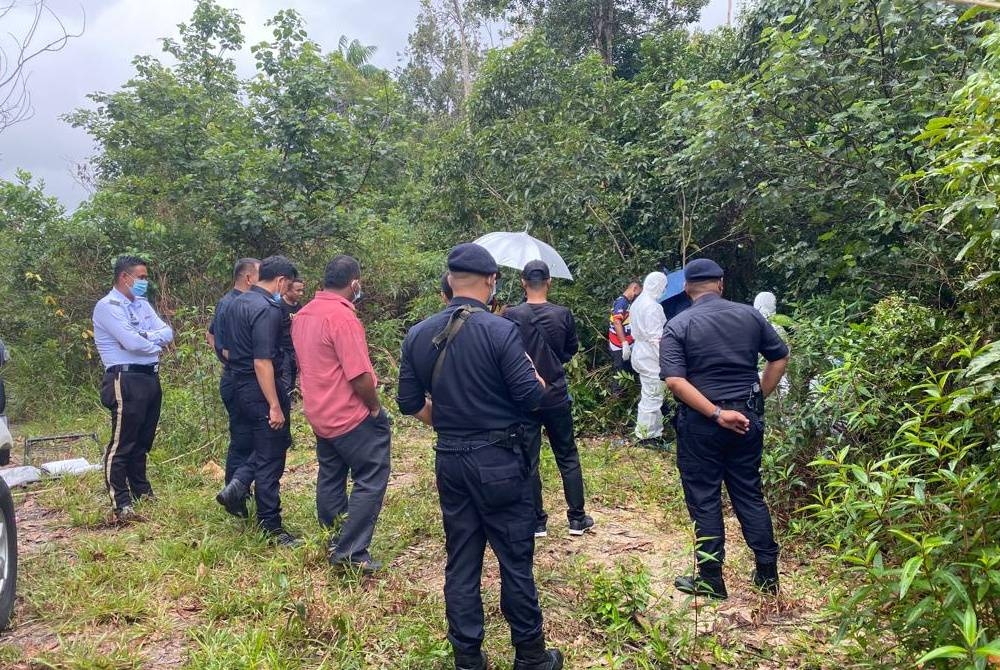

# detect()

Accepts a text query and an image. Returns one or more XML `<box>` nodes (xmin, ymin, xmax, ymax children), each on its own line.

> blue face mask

<box><xmin>273</xmin><ymin>292</ymin><xmax>282</xmax><ymax>303</ymax></box>
<box><xmin>131</xmin><ymin>278</ymin><xmax>149</xmax><ymax>298</ymax></box>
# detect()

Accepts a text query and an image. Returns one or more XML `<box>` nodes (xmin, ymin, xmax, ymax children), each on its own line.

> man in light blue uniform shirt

<box><xmin>92</xmin><ymin>255</ymin><xmax>173</xmax><ymax>521</ymax></box>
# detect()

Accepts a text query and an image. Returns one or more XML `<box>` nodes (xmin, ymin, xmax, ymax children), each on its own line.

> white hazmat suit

<box><xmin>754</xmin><ymin>291</ymin><xmax>791</xmax><ymax>396</ymax></box>
<box><xmin>631</xmin><ymin>272</ymin><xmax>668</xmax><ymax>440</ymax></box>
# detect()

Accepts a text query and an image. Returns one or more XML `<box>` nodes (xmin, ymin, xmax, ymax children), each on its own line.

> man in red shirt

<box><xmin>291</xmin><ymin>255</ymin><xmax>390</xmax><ymax>574</ymax></box>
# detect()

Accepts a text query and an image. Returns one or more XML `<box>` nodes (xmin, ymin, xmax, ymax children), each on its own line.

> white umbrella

<box><xmin>472</xmin><ymin>231</ymin><xmax>573</xmax><ymax>280</ymax></box>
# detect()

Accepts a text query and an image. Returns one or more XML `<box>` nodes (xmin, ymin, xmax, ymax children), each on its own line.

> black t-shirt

<box><xmin>223</xmin><ymin>286</ymin><xmax>285</xmax><ymax>376</ymax></box>
<box><xmin>397</xmin><ymin>297</ymin><xmax>544</xmax><ymax>438</ymax></box>
<box><xmin>659</xmin><ymin>293</ymin><xmax>789</xmax><ymax>403</ymax></box>
<box><xmin>504</xmin><ymin>302</ymin><xmax>579</xmax><ymax>408</ymax></box>
<box><xmin>280</xmin><ymin>300</ymin><xmax>302</xmax><ymax>353</ymax></box>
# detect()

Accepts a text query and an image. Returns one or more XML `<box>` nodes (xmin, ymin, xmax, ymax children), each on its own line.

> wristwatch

<box><xmin>711</xmin><ymin>406</ymin><xmax>722</xmax><ymax>422</ymax></box>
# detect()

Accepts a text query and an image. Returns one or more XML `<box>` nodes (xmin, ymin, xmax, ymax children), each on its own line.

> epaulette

<box><xmin>108</xmin><ymin>299</ymin><xmax>122</xmax><ymax>306</ymax></box>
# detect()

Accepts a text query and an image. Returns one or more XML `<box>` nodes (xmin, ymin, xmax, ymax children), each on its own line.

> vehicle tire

<box><xmin>0</xmin><ymin>476</ymin><xmax>16</xmax><ymax>630</ymax></box>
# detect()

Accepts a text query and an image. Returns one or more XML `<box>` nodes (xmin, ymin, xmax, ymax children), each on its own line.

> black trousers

<box><xmin>101</xmin><ymin>369</ymin><xmax>162</xmax><ymax>510</ymax></box>
<box><xmin>219</xmin><ymin>370</ymin><xmax>253</xmax><ymax>484</ymax></box>
<box><xmin>230</xmin><ymin>375</ymin><xmax>291</xmax><ymax>531</ymax></box>
<box><xmin>277</xmin><ymin>353</ymin><xmax>297</xmax><ymax>398</ymax></box>
<box><xmin>435</xmin><ymin>436</ymin><xmax>543</xmax><ymax>657</ymax></box>
<box><xmin>609</xmin><ymin>348</ymin><xmax>635</xmax><ymax>394</ymax></box>
<box><xmin>675</xmin><ymin>406</ymin><xmax>779</xmax><ymax>567</ymax></box>
<box><xmin>525</xmin><ymin>403</ymin><xmax>586</xmax><ymax>525</ymax></box>
<box><xmin>316</xmin><ymin>410</ymin><xmax>391</xmax><ymax>563</ymax></box>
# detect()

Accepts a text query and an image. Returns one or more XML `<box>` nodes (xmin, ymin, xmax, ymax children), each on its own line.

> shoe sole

<box><xmin>534</xmin><ymin>532</ymin><xmax>547</xmax><ymax>538</ymax></box>
<box><xmin>216</xmin><ymin>492</ymin><xmax>249</xmax><ymax>518</ymax></box>
<box><xmin>568</xmin><ymin>526</ymin><xmax>594</xmax><ymax>536</ymax></box>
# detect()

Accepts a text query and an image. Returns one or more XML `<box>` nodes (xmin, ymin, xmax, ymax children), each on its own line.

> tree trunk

<box><xmin>593</xmin><ymin>0</ymin><xmax>615</xmax><ymax>65</ymax></box>
<box><xmin>450</xmin><ymin>0</ymin><xmax>473</xmax><ymax>101</ymax></box>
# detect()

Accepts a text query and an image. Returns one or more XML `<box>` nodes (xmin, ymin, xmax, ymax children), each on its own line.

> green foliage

<box><xmin>806</xmin><ymin>335</ymin><xmax>1000</xmax><ymax>667</ymax></box>
<box><xmin>586</xmin><ymin>560</ymin><xmax>652</xmax><ymax>635</ymax></box>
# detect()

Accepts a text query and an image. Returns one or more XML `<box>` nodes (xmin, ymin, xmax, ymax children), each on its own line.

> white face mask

<box><xmin>351</xmin><ymin>280</ymin><xmax>363</xmax><ymax>304</ymax></box>
<box><xmin>488</xmin><ymin>276</ymin><xmax>499</xmax><ymax>302</ymax></box>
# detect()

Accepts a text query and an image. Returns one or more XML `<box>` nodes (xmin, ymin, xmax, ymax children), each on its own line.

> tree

<box><xmin>399</xmin><ymin>0</ymin><xmax>489</xmax><ymax>116</ymax></box>
<box><xmin>478</xmin><ymin>0</ymin><xmax>707</xmax><ymax>76</ymax></box>
<box><xmin>0</xmin><ymin>0</ymin><xmax>83</xmax><ymax>132</ymax></box>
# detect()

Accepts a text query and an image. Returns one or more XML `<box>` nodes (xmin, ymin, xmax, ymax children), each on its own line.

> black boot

<box><xmin>674</xmin><ymin>565</ymin><xmax>728</xmax><ymax>600</ymax></box>
<box><xmin>752</xmin><ymin>562</ymin><xmax>779</xmax><ymax>594</ymax></box>
<box><xmin>216</xmin><ymin>478</ymin><xmax>249</xmax><ymax>518</ymax></box>
<box><xmin>513</xmin><ymin>635</ymin><xmax>563</xmax><ymax>670</ymax></box>
<box><xmin>454</xmin><ymin>650</ymin><xmax>488</xmax><ymax>670</ymax></box>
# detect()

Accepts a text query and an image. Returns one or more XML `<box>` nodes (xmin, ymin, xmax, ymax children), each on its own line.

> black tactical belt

<box><xmin>435</xmin><ymin>426</ymin><xmax>524</xmax><ymax>452</ymax></box>
<box><xmin>107</xmin><ymin>363</ymin><xmax>159</xmax><ymax>375</ymax></box>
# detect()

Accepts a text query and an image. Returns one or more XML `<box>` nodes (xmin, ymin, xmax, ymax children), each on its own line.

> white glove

<box><xmin>621</xmin><ymin>341</ymin><xmax>632</xmax><ymax>361</ymax></box>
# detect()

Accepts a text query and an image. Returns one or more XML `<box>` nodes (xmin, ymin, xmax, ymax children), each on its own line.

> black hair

<box><xmin>259</xmin><ymin>255</ymin><xmax>298</xmax><ymax>281</ymax></box>
<box><xmin>233</xmin><ymin>257</ymin><xmax>260</xmax><ymax>281</ymax></box>
<box><xmin>290</xmin><ymin>278</ymin><xmax>305</xmax><ymax>286</ymax></box>
<box><xmin>113</xmin><ymin>255</ymin><xmax>147</xmax><ymax>281</ymax></box>
<box><xmin>628</xmin><ymin>278</ymin><xmax>641</xmax><ymax>288</ymax></box>
<box><xmin>323</xmin><ymin>255</ymin><xmax>361</xmax><ymax>289</ymax></box>
<box><xmin>440</xmin><ymin>272</ymin><xmax>453</xmax><ymax>300</ymax></box>
<box><xmin>524</xmin><ymin>278</ymin><xmax>548</xmax><ymax>291</ymax></box>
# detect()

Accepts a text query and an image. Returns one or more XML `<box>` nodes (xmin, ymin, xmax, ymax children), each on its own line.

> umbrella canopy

<box><xmin>472</xmin><ymin>231</ymin><xmax>573</xmax><ymax>280</ymax></box>
<box><xmin>658</xmin><ymin>268</ymin><xmax>691</xmax><ymax>320</ymax></box>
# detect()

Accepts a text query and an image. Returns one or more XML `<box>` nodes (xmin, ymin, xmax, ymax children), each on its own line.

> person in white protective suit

<box><xmin>753</xmin><ymin>292</ymin><xmax>791</xmax><ymax>397</ymax></box>
<box><xmin>630</xmin><ymin>272</ymin><xmax>668</xmax><ymax>442</ymax></box>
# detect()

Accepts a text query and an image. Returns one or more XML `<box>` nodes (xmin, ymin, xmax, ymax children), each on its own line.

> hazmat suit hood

<box><xmin>629</xmin><ymin>272</ymin><xmax>668</xmax><ymax>377</ymax></box>
<box><xmin>754</xmin><ymin>292</ymin><xmax>777</xmax><ymax>319</ymax></box>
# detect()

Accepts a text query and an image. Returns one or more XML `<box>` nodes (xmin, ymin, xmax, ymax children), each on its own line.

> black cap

<box><xmin>447</xmin><ymin>243</ymin><xmax>498</xmax><ymax>276</ymax></box>
<box><xmin>684</xmin><ymin>258</ymin><xmax>724</xmax><ymax>281</ymax></box>
<box><xmin>521</xmin><ymin>260</ymin><xmax>550</xmax><ymax>281</ymax></box>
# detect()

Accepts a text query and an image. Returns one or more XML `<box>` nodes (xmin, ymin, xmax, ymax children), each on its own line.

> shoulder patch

<box><xmin>108</xmin><ymin>299</ymin><xmax>121</xmax><ymax>306</ymax></box>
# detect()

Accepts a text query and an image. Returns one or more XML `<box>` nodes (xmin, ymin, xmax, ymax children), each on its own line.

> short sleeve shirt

<box><xmin>291</xmin><ymin>292</ymin><xmax>377</xmax><ymax>439</ymax></box>
<box><xmin>223</xmin><ymin>286</ymin><xmax>284</xmax><ymax>376</ymax></box>
<box><xmin>608</xmin><ymin>295</ymin><xmax>633</xmax><ymax>349</ymax></box>
<box><xmin>280</xmin><ymin>300</ymin><xmax>302</xmax><ymax>353</ymax></box>
<box><xmin>209</xmin><ymin>288</ymin><xmax>242</xmax><ymax>364</ymax></box>
<box><xmin>504</xmin><ymin>302</ymin><xmax>578</xmax><ymax>408</ymax></box>
<box><xmin>660</xmin><ymin>293</ymin><xmax>789</xmax><ymax>403</ymax></box>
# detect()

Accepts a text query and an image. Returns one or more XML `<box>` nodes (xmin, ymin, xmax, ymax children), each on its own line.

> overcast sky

<box><xmin>0</xmin><ymin>0</ymin><xmax>732</xmax><ymax>210</ymax></box>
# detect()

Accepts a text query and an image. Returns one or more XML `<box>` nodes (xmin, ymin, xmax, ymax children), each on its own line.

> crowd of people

<box><xmin>90</xmin><ymin>245</ymin><xmax>790</xmax><ymax>670</ymax></box>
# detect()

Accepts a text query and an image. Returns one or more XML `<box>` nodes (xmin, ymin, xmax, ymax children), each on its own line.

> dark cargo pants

<box><xmin>229</xmin><ymin>375</ymin><xmax>291</xmax><ymax>532</ymax></box>
<box><xmin>219</xmin><ymin>369</ymin><xmax>253</xmax><ymax>484</ymax></box>
<box><xmin>434</xmin><ymin>433</ymin><xmax>544</xmax><ymax>657</ymax></box>
<box><xmin>675</xmin><ymin>406</ymin><xmax>779</xmax><ymax>566</ymax></box>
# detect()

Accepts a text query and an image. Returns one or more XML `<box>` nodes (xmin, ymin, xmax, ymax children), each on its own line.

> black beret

<box><xmin>521</xmin><ymin>260</ymin><xmax>550</xmax><ymax>281</ymax></box>
<box><xmin>684</xmin><ymin>258</ymin><xmax>724</xmax><ymax>281</ymax></box>
<box><xmin>447</xmin><ymin>243</ymin><xmax>499</xmax><ymax>276</ymax></box>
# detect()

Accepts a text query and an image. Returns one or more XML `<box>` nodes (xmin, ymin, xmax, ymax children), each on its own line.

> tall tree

<box><xmin>399</xmin><ymin>0</ymin><xmax>488</xmax><ymax>116</ymax></box>
<box><xmin>479</xmin><ymin>0</ymin><xmax>707</xmax><ymax>76</ymax></box>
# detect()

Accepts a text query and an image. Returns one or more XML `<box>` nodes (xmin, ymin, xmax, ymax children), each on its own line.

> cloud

<box><xmin>0</xmin><ymin>0</ymin><xmax>420</xmax><ymax>209</ymax></box>
<box><xmin>0</xmin><ymin>0</ymin><xmax>724</xmax><ymax>210</ymax></box>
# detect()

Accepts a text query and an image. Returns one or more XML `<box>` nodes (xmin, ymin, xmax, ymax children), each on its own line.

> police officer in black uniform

<box><xmin>659</xmin><ymin>259</ymin><xmax>789</xmax><ymax>599</ymax></box>
<box><xmin>397</xmin><ymin>244</ymin><xmax>563</xmax><ymax>670</ymax></box>
<box><xmin>207</xmin><ymin>257</ymin><xmax>259</xmax><ymax>487</ymax></box>
<box><xmin>215</xmin><ymin>255</ymin><xmax>301</xmax><ymax>547</ymax></box>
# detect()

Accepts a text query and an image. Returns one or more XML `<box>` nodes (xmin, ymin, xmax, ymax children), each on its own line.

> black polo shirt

<box><xmin>397</xmin><ymin>297</ymin><xmax>544</xmax><ymax>438</ymax></box>
<box><xmin>504</xmin><ymin>302</ymin><xmax>578</xmax><ymax>409</ymax></box>
<box><xmin>209</xmin><ymin>288</ymin><xmax>242</xmax><ymax>364</ymax></box>
<box><xmin>660</xmin><ymin>293</ymin><xmax>788</xmax><ymax>403</ymax></box>
<box><xmin>223</xmin><ymin>285</ymin><xmax>284</xmax><ymax>376</ymax></box>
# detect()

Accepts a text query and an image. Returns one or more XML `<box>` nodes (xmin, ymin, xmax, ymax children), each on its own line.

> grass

<box><xmin>0</xmin><ymin>400</ymin><xmax>851</xmax><ymax>669</ymax></box>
